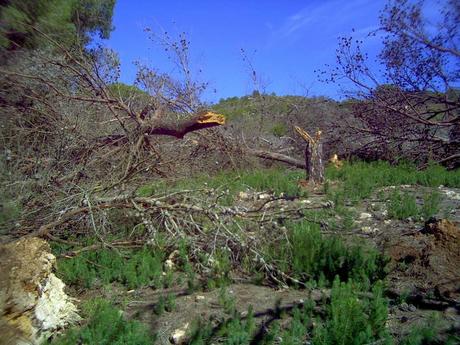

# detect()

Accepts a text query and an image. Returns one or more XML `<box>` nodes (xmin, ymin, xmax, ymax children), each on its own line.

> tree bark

<box><xmin>295</xmin><ymin>126</ymin><xmax>325</xmax><ymax>184</ymax></box>
<box><xmin>97</xmin><ymin>111</ymin><xmax>226</xmax><ymax>145</ymax></box>
<box><xmin>305</xmin><ymin>140</ymin><xmax>325</xmax><ymax>184</ymax></box>
<box><xmin>246</xmin><ymin>149</ymin><xmax>306</xmax><ymax>169</ymax></box>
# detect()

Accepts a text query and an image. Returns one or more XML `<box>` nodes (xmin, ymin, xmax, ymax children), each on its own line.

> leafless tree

<box><xmin>321</xmin><ymin>0</ymin><xmax>459</xmax><ymax>166</ymax></box>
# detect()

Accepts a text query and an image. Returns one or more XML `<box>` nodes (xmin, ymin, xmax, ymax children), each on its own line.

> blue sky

<box><xmin>106</xmin><ymin>0</ymin><xmax>388</xmax><ymax>102</ymax></box>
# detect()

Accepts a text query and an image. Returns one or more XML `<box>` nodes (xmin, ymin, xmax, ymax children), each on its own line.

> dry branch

<box><xmin>246</xmin><ymin>149</ymin><xmax>306</xmax><ymax>169</ymax></box>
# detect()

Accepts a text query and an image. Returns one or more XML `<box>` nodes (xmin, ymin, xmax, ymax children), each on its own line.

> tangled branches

<box><xmin>31</xmin><ymin>187</ymin><xmax>331</xmax><ymax>286</ymax></box>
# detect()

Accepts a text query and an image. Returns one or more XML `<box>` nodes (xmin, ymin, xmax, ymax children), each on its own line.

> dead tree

<box><xmin>295</xmin><ymin>126</ymin><xmax>325</xmax><ymax>184</ymax></box>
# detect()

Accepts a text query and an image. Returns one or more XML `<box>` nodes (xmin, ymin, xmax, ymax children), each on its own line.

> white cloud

<box><xmin>272</xmin><ymin>0</ymin><xmax>384</xmax><ymax>44</ymax></box>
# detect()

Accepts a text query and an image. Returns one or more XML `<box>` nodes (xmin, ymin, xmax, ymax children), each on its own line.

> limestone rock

<box><xmin>0</xmin><ymin>237</ymin><xmax>80</xmax><ymax>345</ymax></box>
<box><xmin>170</xmin><ymin>322</ymin><xmax>189</xmax><ymax>344</ymax></box>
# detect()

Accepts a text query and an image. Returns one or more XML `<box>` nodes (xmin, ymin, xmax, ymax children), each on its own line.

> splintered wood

<box><xmin>295</xmin><ymin>126</ymin><xmax>325</xmax><ymax>185</ymax></box>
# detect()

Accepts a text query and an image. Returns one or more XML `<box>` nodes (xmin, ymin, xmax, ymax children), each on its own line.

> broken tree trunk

<box><xmin>97</xmin><ymin>111</ymin><xmax>226</xmax><ymax>146</ymax></box>
<box><xmin>146</xmin><ymin>111</ymin><xmax>226</xmax><ymax>138</ymax></box>
<box><xmin>295</xmin><ymin>126</ymin><xmax>325</xmax><ymax>184</ymax></box>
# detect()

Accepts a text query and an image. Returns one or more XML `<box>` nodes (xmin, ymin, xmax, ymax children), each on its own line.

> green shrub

<box><xmin>271</xmin><ymin>123</ymin><xmax>288</xmax><ymax>137</ymax></box>
<box><xmin>420</xmin><ymin>191</ymin><xmax>441</xmax><ymax>220</ymax></box>
<box><xmin>276</xmin><ymin>303</ymin><xmax>313</xmax><ymax>345</ymax></box>
<box><xmin>207</xmin><ymin>248</ymin><xmax>233</xmax><ymax>288</ymax></box>
<box><xmin>267</xmin><ymin>221</ymin><xmax>388</xmax><ymax>287</ymax></box>
<box><xmin>313</xmin><ymin>279</ymin><xmax>391</xmax><ymax>345</ymax></box>
<box><xmin>218</xmin><ymin>287</ymin><xmax>237</xmax><ymax>315</ymax></box>
<box><xmin>326</xmin><ymin>160</ymin><xmax>460</xmax><ymax>202</ymax></box>
<box><xmin>387</xmin><ymin>190</ymin><xmax>442</xmax><ymax>221</ymax></box>
<box><xmin>189</xmin><ymin>306</ymin><xmax>256</xmax><ymax>345</ymax></box>
<box><xmin>57</xmin><ymin>247</ymin><xmax>164</xmax><ymax>289</ymax></box>
<box><xmin>387</xmin><ymin>191</ymin><xmax>419</xmax><ymax>220</ymax></box>
<box><xmin>400</xmin><ymin>314</ymin><xmax>459</xmax><ymax>345</ymax></box>
<box><xmin>48</xmin><ymin>299</ymin><xmax>154</xmax><ymax>345</ymax></box>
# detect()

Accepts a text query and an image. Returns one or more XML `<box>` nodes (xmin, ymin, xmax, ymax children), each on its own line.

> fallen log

<box><xmin>246</xmin><ymin>148</ymin><xmax>306</xmax><ymax>169</ymax></box>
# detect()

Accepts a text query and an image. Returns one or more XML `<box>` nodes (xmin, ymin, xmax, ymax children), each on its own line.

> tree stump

<box><xmin>295</xmin><ymin>126</ymin><xmax>325</xmax><ymax>184</ymax></box>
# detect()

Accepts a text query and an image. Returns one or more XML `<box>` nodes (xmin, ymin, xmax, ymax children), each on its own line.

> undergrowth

<box><xmin>189</xmin><ymin>279</ymin><xmax>391</xmax><ymax>345</ymax></box>
<box><xmin>326</xmin><ymin>161</ymin><xmax>460</xmax><ymax>202</ymax></box>
<box><xmin>387</xmin><ymin>190</ymin><xmax>441</xmax><ymax>220</ymax></box>
<box><xmin>136</xmin><ymin>168</ymin><xmax>305</xmax><ymax>202</ymax></box>
<box><xmin>56</xmin><ymin>246</ymin><xmax>166</xmax><ymax>289</ymax></box>
<box><xmin>48</xmin><ymin>299</ymin><xmax>154</xmax><ymax>345</ymax></box>
<box><xmin>265</xmin><ymin>221</ymin><xmax>389</xmax><ymax>288</ymax></box>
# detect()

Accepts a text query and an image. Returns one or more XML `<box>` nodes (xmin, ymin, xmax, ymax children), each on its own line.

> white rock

<box><xmin>171</xmin><ymin>322</ymin><xmax>189</xmax><ymax>344</ymax></box>
<box><xmin>441</xmin><ymin>189</ymin><xmax>460</xmax><ymax>200</ymax></box>
<box><xmin>359</xmin><ymin>212</ymin><xmax>372</xmax><ymax>220</ymax></box>
<box><xmin>361</xmin><ymin>226</ymin><xmax>378</xmax><ymax>234</ymax></box>
<box><xmin>35</xmin><ymin>274</ymin><xmax>80</xmax><ymax>331</ymax></box>
<box><xmin>195</xmin><ymin>295</ymin><xmax>205</xmax><ymax>301</ymax></box>
<box><xmin>238</xmin><ymin>191</ymin><xmax>249</xmax><ymax>200</ymax></box>
<box><xmin>165</xmin><ymin>259</ymin><xmax>174</xmax><ymax>270</ymax></box>
<box><xmin>258</xmin><ymin>193</ymin><xmax>271</xmax><ymax>200</ymax></box>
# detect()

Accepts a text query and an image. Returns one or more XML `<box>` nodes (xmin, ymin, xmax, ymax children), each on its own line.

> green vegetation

<box><xmin>400</xmin><ymin>314</ymin><xmax>460</xmax><ymax>345</ymax></box>
<box><xmin>188</xmin><ymin>280</ymin><xmax>390</xmax><ymax>345</ymax></box>
<box><xmin>136</xmin><ymin>168</ymin><xmax>305</xmax><ymax>201</ymax></box>
<box><xmin>57</xmin><ymin>247</ymin><xmax>165</xmax><ymax>289</ymax></box>
<box><xmin>387</xmin><ymin>190</ymin><xmax>442</xmax><ymax>220</ymax></box>
<box><xmin>0</xmin><ymin>0</ymin><xmax>115</xmax><ymax>50</ymax></box>
<box><xmin>207</xmin><ymin>248</ymin><xmax>233</xmax><ymax>288</ymax></box>
<box><xmin>271</xmin><ymin>123</ymin><xmax>288</xmax><ymax>137</ymax></box>
<box><xmin>218</xmin><ymin>287</ymin><xmax>237</xmax><ymax>314</ymax></box>
<box><xmin>326</xmin><ymin>161</ymin><xmax>460</xmax><ymax>202</ymax></box>
<box><xmin>421</xmin><ymin>191</ymin><xmax>442</xmax><ymax>220</ymax></box>
<box><xmin>153</xmin><ymin>293</ymin><xmax>177</xmax><ymax>315</ymax></box>
<box><xmin>189</xmin><ymin>305</ymin><xmax>256</xmax><ymax>345</ymax></box>
<box><xmin>48</xmin><ymin>298</ymin><xmax>154</xmax><ymax>345</ymax></box>
<box><xmin>312</xmin><ymin>279</ymin><xmax>390</xmax><ymax>345</ymax></box>
<box><xmin>387</xmin><ymin>191</ymin><xmax>419</xmax><ymax>220</ymax></box>
<box><xmin>266</xmin><ymin>221</ymin><xmax>388</xmax><ymax>288</ymax></box>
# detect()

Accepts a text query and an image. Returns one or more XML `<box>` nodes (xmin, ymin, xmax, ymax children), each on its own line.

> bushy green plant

<box><xmin>387</xmin><ymin>190</ymin><xmax>442</xmax><ymax>221</ymax></box>
<box><xmin>326</xmin><ymin>160</ymin><xmax>460</xmax><ymax>202</ymax></box>
<box><xmin>313</xmin><ymin>279</ymin><xmax>391</xmax><ymax>345</ymax></box>
<box><xmin>57</xmin><ymin>247</ymin><xmax>164</xmax><ymax>289</ymax></box>
<box><xmin>420</xmin><ymin>191</ymin><xmax>441</xmax><ymax>220</ymax></box>
<box><xmin>271</xmin><ymin>123</ymin><xmax>288</xmax><ymax>137</ymax></box>
<box><xmin>189</xmin><ymin>306</ymin><xmax>256</xmax><ymax>345</ymax></box>
<box><xmin>400</xmin><ymin>314</ymin><xmax>459</xmax><ymax>345</ymax></box>
<box><xmin>277</xmin><ymin>304</ymin><xmax>313</xmax><ymax>345</ymax></box>
<box><xmin>48</xmin><ymin>299</ymin><xmax>154</xmax><ymax>345</ymax></box>
<box><xmin>208</xmin><ymin>248</ymin><xmax>233</xmax><ymax>287</ymax></box>
<box><xmin>268</xmin><ymin>221</ymin><xmax>388</xmax><ymax>287</ymax></box>
<box><xmin>218</xmin><ymin>287</ymin><xmax>237</xmax><ymax>315</ymax></box>
<box><xmin>387</xmin><ymin>191</ymin><xmax>419</xmax><ymax>220</ymax></box>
